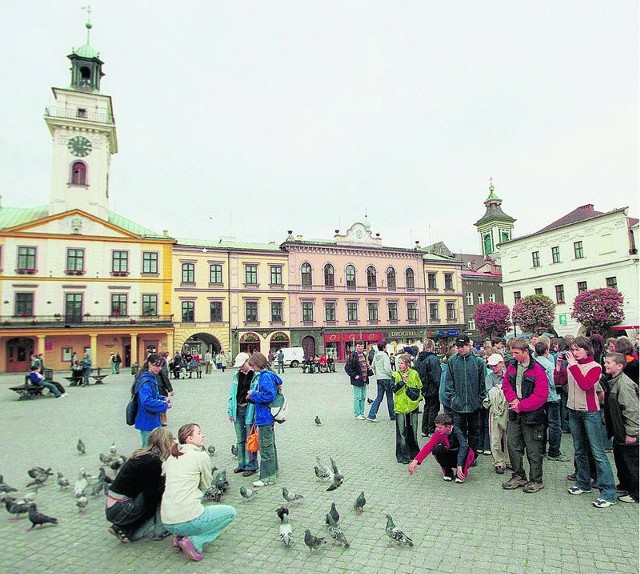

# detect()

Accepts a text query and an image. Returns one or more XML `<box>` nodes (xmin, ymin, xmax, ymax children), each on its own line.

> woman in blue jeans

<box><xmin>161</xmin><ymin>423</ymin><xmax>236</xmax><ymax>562</ymax></box>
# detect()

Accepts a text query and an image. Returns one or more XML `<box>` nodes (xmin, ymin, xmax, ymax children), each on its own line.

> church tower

<box><xmin>473</xmin><ymin>180</ymin><xmax>516</xmax><ymax>258</ymax></box>
<box><xmin>45</xmin><ymin>15</ymin><xmax>117</xmax><ymax>220</ymax></box>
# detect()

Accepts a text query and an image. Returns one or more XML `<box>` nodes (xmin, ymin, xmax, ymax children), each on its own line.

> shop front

<box><xmin>427</xmin><ymin>329</ymin><xmax>461</xmax><ymax>356</ymax></box>
<box><xmin>323</xmin><ymin>331</ymin><xmax>383</xmax><ymax>361</ymax></box>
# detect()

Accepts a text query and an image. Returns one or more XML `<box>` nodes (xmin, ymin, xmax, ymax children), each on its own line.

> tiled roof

<box><xmin>535</xmin><ymin>204</ymin><xmax>604</xmax><ymax>233</ymax></box>
<box><xmin>176</xmin><ymin>238</ymin><xmax>284</xmax><ymax>252</ymax></box>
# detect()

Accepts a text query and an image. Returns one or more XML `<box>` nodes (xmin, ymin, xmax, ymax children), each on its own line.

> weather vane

<box><xmin>81</xmin><ymin>5</ymin><xmax>93</xmax><ymax>43</ymax></box>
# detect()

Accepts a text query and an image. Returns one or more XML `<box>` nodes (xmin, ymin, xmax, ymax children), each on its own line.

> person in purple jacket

<box><xmin>133</xmin><ymin>353</ymin><xmax>171</xmax><ymax>447</ymax></box>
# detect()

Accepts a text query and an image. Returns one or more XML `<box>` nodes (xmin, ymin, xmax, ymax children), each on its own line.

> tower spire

<box><xmin>82</xmin><ymin>5</ymin><xmax>93</xmax><ymax>44</ymax></box>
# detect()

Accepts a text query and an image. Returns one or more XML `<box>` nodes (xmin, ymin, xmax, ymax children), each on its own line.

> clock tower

<box><xmin>45</xmin><ymin>18</ymin><xmax>118</xmax><ymax>220</ymax></box>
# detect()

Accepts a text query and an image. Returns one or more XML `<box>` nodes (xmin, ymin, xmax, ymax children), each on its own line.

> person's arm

<box><xmin>381</xmin><ymin>354</ymin><xmax>393</xmax><ymax>379</ymax></box>
<box><xmin>408</xmin><ymin>434</ymin><xmax>442</xmax><ymax>474</ymax></box>
<box><xmin>567</xmin><ymin>364</ymin><xmax>601</xmax><ymax>391</ymax></box>
<box><xmin>516</xmin><ymin>366</ymin><xmax>549</xmax><ymax>412</ymax></box>
<box><xmin>137</xmin><ymin>381</ymin><xmax>169</xmax><ymax>413</ymax></box>
<box><xmin>247</xmin><ymin>374</ymin><xmax>277</xmax><ymax>404</ymax></box>
<box><xmin>198</xmin><ymin>452</ymin><xmax>213</xmax><ymax>491</ymax></box>
<box><xmin>452</xmin><ymin>426</ymin><xmax>470</xmax><ymax>468</ymax></box>
<box><xmin>428</xmin><ymin>356</ymin><xmax>442</xmax><ymax>389</ymax></box>
<box><xmin>444</xmin><ymin>358</ymin><xmax>455</xmax><ymax>403</ymax></box>
<box><xmin>617</xmin><ymin>383</ymin><xmax>640</xmax><ymax>441</ymax></box>
<box><xmin>501</xmin><ymin>368</ymin><xmax>517</xmax><ymax>403</ymax></box>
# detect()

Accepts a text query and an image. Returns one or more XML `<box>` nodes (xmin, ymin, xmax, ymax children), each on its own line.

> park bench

<box><xmin>10</xmin><ymin>375</ymin><xmax>46</xmax><ymax>400</ymax></box>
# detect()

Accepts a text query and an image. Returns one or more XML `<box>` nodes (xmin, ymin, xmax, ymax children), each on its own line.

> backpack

<box><xmin>125</xmin><ymin>380</ymin><xmax>143</xmax><ymax>426</ymax></box>
<box><xmin>270</xmin><ymin>391</ymin><xmax>288</xmax><ymax>424</ymax></box>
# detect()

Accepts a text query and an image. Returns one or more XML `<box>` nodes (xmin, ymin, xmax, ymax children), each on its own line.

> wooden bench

<box><xmin>10</xmin><ymin>376</ymin><xmax>47</xmax><ymax>400</ymax></box>
<box><xmin>185</xmin><ymin>365</ymin><xmax>202</xmax><ymax>379</ymax></box>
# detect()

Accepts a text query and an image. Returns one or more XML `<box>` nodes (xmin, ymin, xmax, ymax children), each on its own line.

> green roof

<box><xmin>176</xmin><ymin>238</ymin><xmax>284</xmax><ymax>252</ymax></box>
<box><xmin>107</xmin><ymin>212</ymin><xmax>167</xmax><ymax>239</ymax></box>
<box><xmin>73</xmin><ymin>43</ymin><xmax>100</xmax><ymax>59</ymax></box>
<box><xmin>0</xmin><ymin>205</ymin><xmax>49</xmax><ymax>229</ymax></box>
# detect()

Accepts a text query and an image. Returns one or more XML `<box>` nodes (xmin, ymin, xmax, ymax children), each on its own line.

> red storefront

<box><xmin>323</xmin><ymin>331</ymin><xmax>383</xmax><ymax>361</ymax></box>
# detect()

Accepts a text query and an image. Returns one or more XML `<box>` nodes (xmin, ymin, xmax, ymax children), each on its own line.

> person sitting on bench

<box><xmin>29</xmin><ymin>365</ymin><xmax>66</xmax><ymax>398</ymax></box>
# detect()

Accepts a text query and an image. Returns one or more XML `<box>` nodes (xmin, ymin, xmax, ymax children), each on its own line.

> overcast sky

<box><xmin>1</xmin><ymin>1</ymin><xmax>637</xmax><ymax>253</ymax></box>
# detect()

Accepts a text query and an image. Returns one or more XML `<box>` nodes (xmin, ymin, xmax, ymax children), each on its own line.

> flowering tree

<box><xmin>474</xmin><ymin>303</ymin><xmax>511</xmax><ymax>338</ymax></box>
<box><xmin>512</xmin><ymin>295</ymin><xmax>556</xmax><ymax>334</ymax></box>
<box><xmin>571</xmin><ymin>288</ymin><xmax>624</xmax><ymax>334</ymax></box>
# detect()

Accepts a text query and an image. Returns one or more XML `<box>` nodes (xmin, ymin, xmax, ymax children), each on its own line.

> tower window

<box><xmin>77</xmin><ymin>108</ymin><xmax>87</xmax><ymax>118</ymax></box>
<box><xmin>70</xmin><ymin>162</ymin><xmax>87</xmax><ymax>185</ymax></box>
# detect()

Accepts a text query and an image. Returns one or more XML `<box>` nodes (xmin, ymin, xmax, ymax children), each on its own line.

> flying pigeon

<box><xmin>109</xmin><ymin>443</ymin><xmax>117</xmax><ymax>456</ymax></box>
<box><xmin>77</xmin><ymin>439</ymin><xmax>86</xmax><ymax>455</ymax></box>
<box><xmin>0</xmin><ymin>476</ymin><xmax>17</xmax><ymax>494</ymax></box>
<box><xmin>304</xmin><ymin>529</ymin><xmax>326</xmax><ymax>552</ymax></box>
<box><xmin>354</xmin><ymin>491</ymin><xmax>366</xmax><ymax>513</ymax></box>
<box><xmin>26</xmin><ymin>467</ymin><xmax>53</xmax><ymax>487</ymax></box>
<box><xmin>207</xmin><ymin>445</ymin><xmax>216</xmax><ymax>456</ymax></box>
<box><xmin>76</xmin><ymin>496</ymin><xmax>88</xmax><ymax>514</ymax></box>
<box><xmin>240</xmin><ymin>485</ymin><xmax>255</xmax><ymax>501</ymax></box>
<box><xmin>385</xmin><ymin>514</ymin><xmax>413</xmax><ymax>546</ymax></box>
<box><xmin>27</xmin><ymin>503</ymin><xmax>58</xmax><ymax>530</ymax></box>
<box><xmin>57</xmin><ymin>472</ymin><xmax>69</xmax><ymax>490</ymax></box>
<box><xmin>7</xmin><ymin>499</ymin><xmax>30</xmax><ymax>519</ymax></box>
<box><xmin>326</xmin><ymin>457</ymin><xmax>344</xmax><ymax>492</ymax></box>
<box><xmin>315</xmin><ymin>415</ymin><xmax>322</xmax><ymax>426</ymax></box>
<box><xmin>315</xmin><ymin>457</ymin><xmax>331</xmax><ymax>480</ymax></box>
<box><xmin>325</xmin><ymin>502</ymin><xmax>339</xmax><ymax>526</ymax></box>
<box><xmin>282</xmin><ymin>487</ymin><xmax>304</xmax><ymax>503</ymax></box>
<box><xmin>279</xmin><ymin>514</ymin><xmax>293</xmax><ymax>547</ymax></box>
<box><xmin>231</xmin><ymin>444</ymin><xmax>238</xmax><ymax>458</ymax></box>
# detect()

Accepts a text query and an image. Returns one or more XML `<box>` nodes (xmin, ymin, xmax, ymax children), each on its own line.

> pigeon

<box><xmin>214</xmin><ymin>470</ymin><xmax>229</xmax><ymax>493</ymax></box>
<box><xmin>314</xmin><ymin>457</ymin><xmax>331</xmax><ymax>480</ymax></box>
<box><xmin>97</xmin><ymin>468</ymin><xmax>113</xmax><ymax>485</ymax></box>
<box><xmin>74</xmin><ymin>471</ymin><xmax>88</xmax><ymax>498</ymax></box>
<box><xmin>27</xmin><ymin>503</ymin><xmax>58</xmax><ymax>530</ymax></box>
<box><xmin>109</xmin><ymin>442</ymin><xmax>117</xmax><ymax>456</ymax></box>
<box><xmin>315</xmin><ymin>415</ymin><xmax>322</xmax><ymax>426</ymax></box>
<box><xmin>99</xmin><ymin>453</ymin><xmax>115</xmax><ymax>466</ymax></box>
<box><xmin>231</xmin><ymin>444</ymin><xmax>238</xmax><ymax>457</ymax></box>
<box><xmin>0</xmin><ymin>476</ymin><xmax>17</xmax><ymax>494</ymax></box>
<box><xmin>275</xmin><ymin>506</ymin><xmax>289</xmax><ymax>522</ymax></box>
<box><xmin>7</xmin><ymin>499</ymin><xmax>30</xmax><ymax>519</ymax></box>
<box><xmin>21</xmin><ymin>487</ymin><xmax>39</xmax><ymax>503</ymax></box>
<box><xmin>2</xmin><ymin>496</ymin><xmax>16</xmax><ymax>513</ymax></box>
<box><xmin>354</xmin><ymin>491</ymin><xmax>366</xmax><ymax>513</ymax></box>
<box><xmin>326</xmin><ymin>457</ymin><xmax>344</xmax><ymax>492</ymax></box>
<box><xmin>90</xmin><ymin>480</ymin><xmax>106</xmax><ymax>496</ymax></box>
<box><xmin>26</xmin><ymin>467</ymin><xmax>53</xmax><ymax>487</ymax></box>
<box><xmin>325</xmin><ymin>502</ymin><xmax>339</xmax><ymax>526</ymax></box>
<box><xmin>385</xmin><ymin>514</ymin><xmax>413</xmax><ymax>546</ymax></box>
<box><xmin>56</xmin><ymin>472</ymin><xmax>69</xmax><ymax>490</ymax></box>
<box><xmin>279</xmin><ymin>514</ymin><xmax>293</xmax><ymax>547</ymax></box>
<box><xmin>327</xmin><ymin>515</ymin><xmax>350</xmax><ymax>548</ymax></box>
<box><xmin>76</xmin><ymin>496</ymin><xmax>88</xmax><ymax>514</ymax></box>
<box><xmin>282</xmin><ymin>487</ymin><xmax>304</xmax><ymax>503</ymax></box>
<box><xmin>108</xmin><ymin>458</ymin><xmax>124</xmax><ymax>472</ymax></box>
<box><xmin>304</xmin><ymin>529</ymin><xmax>326</xmax><ymax>552</ymax></box>
<box><xmin>239</xmin><ymin>485</ymin><xmax>255</xmax><ymax>501</ymax></box>
<box><xmin>77</xmin><ymin>439</ymin><xmax>86</xmax><ymax>455</ymax></box>
<box><xmin>207</xmin><ymin>445</ymin><xmax>216</xmax><ymax>456</ymax></box>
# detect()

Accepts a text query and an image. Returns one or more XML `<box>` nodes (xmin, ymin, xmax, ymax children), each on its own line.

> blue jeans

<box><xmin>367</xmin><ymin>379</ymin><xmax>395</xmax><ymax>420</ymax></box>
<box><xmin>106</xmin><ymin>493</ymin><xmax>165</xmax><ymax>540</ymax></box>
<box><xmin>234</xmin><ymin>405</ymin><xmax>258</xmax><ymax>471</ymax></box>
<box><xmin>353</xmin><ymin>385</ymin><xmax>366</xmax><ymax>416</ymax></box>
<box><xmin>277</xmin><ymin>362</ymin><xmax>284</xmax><ymax>374</ymax></box>
<box><xmin>140</xmin><ymin>430</ymin><xmax>151</xmax><ymax>447</ymax></box>
<box><xmin>36</xmin><ymin>380</ymin><xmax>61</xmax><ymax>398</ymax></box>
<box><xmin>258</xmin><ymin>423</ymin><xmax>278</xmax><ymax>481</ymax></box>
<box><xmin>568</xmin><ymin>409</ymin><xmax>616</xmax><ymax>502</ymax></box>
<box><xmin>546</xmin><ymin>401</ymin><xmax>562</xmax><ymax>457</ymax></box>
<box><xmin>164</xmin><ymin>506</ymin><xmax>236</xmax><ymax>553</ymax></box>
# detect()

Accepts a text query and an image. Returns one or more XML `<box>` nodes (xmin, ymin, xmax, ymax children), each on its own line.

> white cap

<box><xmin>233</xmin><ymin>352</ymin><xmax>250</xmax><ymax>368</ymax></box>
<box><xmin>487</xmin><ymin>353</ymin><xmax>504</xmax><ymax>366</ymax></box>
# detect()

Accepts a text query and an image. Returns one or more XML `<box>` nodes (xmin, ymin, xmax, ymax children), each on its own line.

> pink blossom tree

<box><xmin>571</xmin><ymin>288</ymin><xmax>624</xmax><ymax>334</ymax></box>
<box><xmin>512</xmin><ymin>294</ymin><xmax>556</xmax><ymax>334</ymax></box>
<box><xmin>474</xmin><ymin>303</ymin><xmax>511</xmax><ymax>338</ymax></box>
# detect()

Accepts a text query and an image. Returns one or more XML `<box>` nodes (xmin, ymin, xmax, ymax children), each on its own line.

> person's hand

<box><xmin>170</xmin><ymin>390</ymin><xmax>175</xmax><ymax>396</ymax></box>
<box><xmin>508</xmin><ymin>398</ymin><xmax>520</xmax><ymax>412</ymax></box>
<box><xmin>246</xmin><ymin>390</ymin><xmax>253</xmax><ymax>398</ymax></box>
<box><xmin>625</xmin><ymin>435</ymin><xmax>638</xmax><ymax>445</ymax></box>
<box><xmin>355</xmin><ymin>375</ymin><xmax>360</xmax><ymax>380</ymax></box>
<box><xmin>408</xmin><ymin>460</ymin><xmax>418</xmax><ymax>475</ymax></box>
<box><xmin>566</xmin><ymin>352</ymin><xmax>577</xmax><ymax>367</ymax></box>
<box><xmin>456</xmin><ymin>466</ymin><xmax>465</xmax><ymax>480</ymax></box>
<box><xmin>228</xmin><ymin>415</ymin><xmax>234</xmax><ymax>423</ymax></box>
<box><xmin>167</xmin><ymin>401</ymin><xmax>172</xmax><ymax>409</ymax></box>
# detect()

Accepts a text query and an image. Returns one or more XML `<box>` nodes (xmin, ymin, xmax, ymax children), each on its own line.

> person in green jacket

<box><xmin>392</xmin><ymin>353</ymin><xmax>423</xmax><ymax>464</ymax></box>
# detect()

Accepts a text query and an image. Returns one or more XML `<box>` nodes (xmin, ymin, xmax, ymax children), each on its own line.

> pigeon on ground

<box><xmin>74</xmin><ymin>471</ymin><xmax>88</xmax><ymax>498</ymax></box>
<box><xmin>304</xmin><ymin>529</ymin><xmax>326</xmax><ymax>552</ymax></box>
<box><xmin>231</xmin><ymin>444</ymin><xmax>238</xmax><ymax>457</ymax></box>
<box><xmin>326</xmin><ymin>457</ymin><xmax>344</xmax><ymax>492</ymax></box>
<box><xmin>214</xmin><ymin>470</ymin><xmax>229</xmax><ymax>493</ymax></box>
<box><xmin>314</xmin><ymin>457</ymin><xmax>331</xmax><ymax>481</ymax></box>
<box><xmin>327</xmin><ymin>514</ymin><xmax>350</xmax><ymax>548</ymax></box>
<box><xmin>90</xmin><ymin>480</ymin><xmax>106</xmax><ymax>496</ymax></box>
<box><xmin>354</xmin><ymin>491</ymin><xmax>366</xmax><ymax>513</ymax></box>
<box><xmin>275</xmin><ymin>506</ymin><xmax>289</xmax><ymax>522</ymax></box>
<box><xmin>0</xmin><ymin>476</ymin><xmax>17</xmax><ymax>494</ymax></box>
<box><xmin>77</xmin><ymin>439</ymin><xmax>86</xmax><ymax>455</ymax></box>
<box><xmin>76</xmin><ymin>496</ymin><xmax>88</xmax><ymax>514</ymax></box>
<box><xmin>314</xmin><ymin>415</ymin><xmax>322</xmax><ymax>426</ymax></box>
<box><xmin>97</xmin><ymin>468</ymin><xmax>113</xmax><ymax>485</ymax></box>
<box><xmin>21</xmin><ymin>487</ymin><xmax>39</xmax><ymax>503</ymax></box>
<box><xmin>27</xmin><ymin>504</ymin><xmax>58</xmax><ymax>530</ymax></box>
<box><xmin>282</xmin><ymin>487</ymin><xmax>304</xmax><ymax>503</ymax></box>
<box><xmin>240</xmin><ymin>485</ymin><xmax>255</xmax><ymax>501</ymax></box>
<box><xmin>109</xmin><ymin>443</ymin><xmax>117</xmax><ymax>456</ymax></box>
<box><xmin>99</xmin><ymin>453</ymin><xmax>115</xmax><ymax>466</ymax></box>
<box><xmin>7</xmin><ymin>499</ymin><xmax>30</xmax><ymax>519</ymax></box>
<box><xmin>385</xmin><ymin>514</ymin><xmax>413</xmax><ymax>546</ymax></box>
<box><xmin>56</xmin><ymin>472</ymin><xmax>69</xmax><ymax>490</ymax></box>
<box><xmin>2</xmin><ymin>496</ymin><xmax>16</xmax><ymax>513</ymax></box>
<box><xmin>207</xmin><ymin>445</ymin><xmax>216</xmax><ymax>456</ymax></box>
<box><xmin>325</xmin><ymin>502</ymin><xmax>339</xmax><ymax>526</ymax></box>
<box><xmin>27</xmin><ymin>467</ymin><xmax>53</xmax><ymax>481</ymax></box>
<box><xmin>279</xmin><ymin>514</ymin><xmax>293</xmax><ymax>547</ymax></box>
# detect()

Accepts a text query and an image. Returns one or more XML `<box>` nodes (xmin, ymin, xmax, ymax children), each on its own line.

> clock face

<box><xmin>67</xmin><ymin>136</ymin><xmax>92</xmax><ymax>157</ymax></box>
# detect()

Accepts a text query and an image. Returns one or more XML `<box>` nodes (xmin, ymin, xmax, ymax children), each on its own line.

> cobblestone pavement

<box><xmin>1</xmin><ymin>368</ymin><xmax>638</xmax><ymax>574</ymax></box>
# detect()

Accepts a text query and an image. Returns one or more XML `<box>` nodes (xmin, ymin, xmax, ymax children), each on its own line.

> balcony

<box><xmin>0</xmin><ymin>314</ymin><xmax>174</xmax><ymax>328</ymax></box>
<box><xmin>45</xmin><ymin>106</ymin><xmax>114</xmax><ymax>124</ymax></box>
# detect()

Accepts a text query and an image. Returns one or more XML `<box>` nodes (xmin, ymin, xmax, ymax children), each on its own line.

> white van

<box><xmin>278</xmin><ymin>347</ymin><xmax>305</xmax><ymax>368</ymax></box>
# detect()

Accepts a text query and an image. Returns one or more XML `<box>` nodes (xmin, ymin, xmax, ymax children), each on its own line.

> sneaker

<box><xmin>454</xmin><ymin>476</ymin><xmax>466</xmax><ymax>484</ymax></box>
<box><xmin>523</xmin><ymin>481</ymin><xmax>544</xmax><ymax>493</ymax></box>
<box><xmin>442</xmin><ymin>475</ymin><xmax>453</xmax><ymax>482</ymax></box>
<box><xmin>233</xmin><ymin>467</ymin><xmax>244</xmax><ymax>474</ymax></box>
<box><xmin>367</xmin><ymin>417</ymin><xmax>378</xmax><ymax>423</ymax></box>
<box><xmin>483</xmin><ymin>450</ymin><xmax>492</xmax><ymax>455</ymax></box>
<box><xmin>566</xmin><ymin>473</ymin><xmax>576</xmax><ymax>481</ymax></box>
<box><xmin>178</xmin><ymin>537</ymin><xmax>203</xmax><ymax>561</ymax></box>
<box><xmin>547</xmin><ymin>454</ymin><xmax>569</xmax><ymax>462</ymax></box>
<box><xmin>252</xmin><ymin>480</ymin><xmax>274</xmax><ymax>487</ymax></box>
<box><xmin>242</xmin><ymin>470</ymin><xmax>256</xmax><ymax>477</ymax></box>
<box><xmin>568</xmin><ymin>486</ymin><xmax>592</xmax><ymax>495</ymax></box>
<box><xmin>592</xmin><ymin>498</ymin><xmax>616</xmax><ymax>508</ymax></box>
<box><xmin>617</xmin><ymin>494</ymin><xmax>638</xmax><ymax>503</ymax></box>
<box><xmin>502</xmin><ymin>476</ymin><xmax>528</xmax><ymax>490</ymax></box>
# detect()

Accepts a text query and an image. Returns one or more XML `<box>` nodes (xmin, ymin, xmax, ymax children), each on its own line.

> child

<box><xmin>483</xmin><ymin>375</ymin><xmax>511</xmax><ymax>474</ymax></box>
<box><xmin>408</xmin><ymin>413</ymin><xmax>475</xmax><ymax>483</ymax></box>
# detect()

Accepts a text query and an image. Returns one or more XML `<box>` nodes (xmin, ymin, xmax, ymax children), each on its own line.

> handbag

<box><xmin>270</xmin><ymin>392</ymin><xmax>288</xmax><ymax>423</ymax></box>
<box><xmin>246</xmin><ymin>425</ymin><xmax>259</xmax><ymax>452</ymax></box>
<box><xmin>125</xmin><ymin>381</ymin><xmax>142</xmax><ymax>426</ymax></box>
<box><xmin>405</xmin><ymin>386</ymin><xmax>421</xmax><ymax>402</ymax></box>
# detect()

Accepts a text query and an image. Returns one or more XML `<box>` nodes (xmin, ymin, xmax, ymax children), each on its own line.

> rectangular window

<box><xmin>489</xmin><ymin>293</ymin><xmax>496</xmax><ymax>302</ymax></box>
<box><xmin>388</xmin><ymin>302</ymin><xmax>398</xmax><ymax>321</ymax></box>
<box><xmin>477</xmin><ymin>293</ymin><xmax>485</xmax><ymax>304</ymax></box>
<box><xmin>210</xmin><ymin>301</ymin><xmax>223</xmax><ymax>322</ymax></box>
<box><xmin>347</xmin><ymin>302</ymin><xmax>358</xmax><ymax>322</ymax></box>
<box><xmin>574</xmin><ymin>241</ymin><xmax>584</xmax><ymax>259</ymax></box>
<box><xmin>606</xmin><ymin>276</ymin><xmax>618</xmax><ymax>290</ymax></box>
<box><xmin>142</xmin><ymin>251</ymin><xmax>158</xmax><ymax>274</ymax></box>
<box><xmin>15</xmin><ymin>293</ymin><xmax>34</xmax><ymax>317</ymax></box>
<box><xmin>245</xmin><ymin>301</ymin><xmax>258</xmax><ymax>322</ymax></box>
<box><xmin>466</xmin><ymin>292</ymin><xmax>474</xmax><ymax>305</ymax></box>
<box><xmin>532</xmin><ymin>251</ymin><xmax>540</xmax><ymax>268</ymax></box>
<box><xmin>325</xmin><ymin>302</ymin><xmax>336</xmax><ymax>322</ymax></box>
<box><xmin>555</xmin><ymin>284</ymin><xmax>565</xmax><ymax>304</ymax></box>
<box><xmin>65</xmin><ymin>293</ymin><xmax>83</xmax><ymax>322</ymax></box>
<box><xmin>182</xmin><ymin>263</ymin><xmax>195</xmax><ymax>283</ymax></box>
<box><xmin>271</xmin><ymin>301</ymin><xmax>283</xmax><ymax>322</ymax></box>
<box><xmin>407</xmin><ymin>302</ymin><xmax>418</xmax><ymax>321</ymax></box>
<box><xmin>17</xmin><ymin>246</ymin><xmax>37</xmax><ymax>272</ymax></box>
<box><xmin>551</xmin><ymin>246</ymin><xmax>560</xmax><ymax>263</ymax></box>
<box><xmin>66</xmin><ymin>248</ymin><xmax>85</xmax><ymax>274</ymax></box>
<box><xmin>270</xmin><ymin>265</ymin><xmax>283</xmax><ymax>285</ymax></box>
<box><xmin>142</xmin><ymin>294</ymin><xmax>158</xmax><ymax>316</ymax></box>
<box><xmin>427</xmin><ymin>273</ymin><xmax>437</xmax><ymax>290</ymax></box>
<box><xmin>245</xmin><ymin>264</ymin><xmax>258</xmax><ymax>285</ymax></box>
<box><xmin>444</xmin><ymin>273</ymin><xmax>453</xmax><ymax>290</ymax></box>
<box><xmin>209</xmin><ymin>264</ymin><xmax>223</xmax><ymax>284</ymax></box>
<box><xmin>446</xmin><ymin>302</ymin><xmax>456</xmax><ymax>321</ymax></box>
<box><xmin>514</xmin><ymin>291</ymin><xmax>521</xmax><ymax>303</ymax></box>
<box><xmin>468</xmin><ymin>318</ymin><xmax>476</xmax><ymax>331</ymax></box>
<box><xmin>112</xmin><ymin>251</ymin><xmax>129</xmax><ymax>274</ymax></box>
<box><xmin>368</xmin><ymin>302</ymin><xmax>378</xmax><ymax>321</ymax></box>
<box><xmin>182</xmin><ymin>301</ymin><xmax>195</xmax><ymax>322</ymax></box>
<box><xmin>577</xmin><ymin>281</ymin><xmax>588</xmax><ymax>293</ymax></box>
<box><xmin>111</xmin><ymin>293</ymin><xmax>128</xmax><ymax>316</ymax></box>
<box><xmin>302</xmin><ymin>302</ymin><xmax>314</xmax><ymax>322</ymax></box>
<box><xmin>429</xmin><ymin>302</ymin><xmax>439</xmax><ymax>321</ymax></box>
<box><xmin>534</xmin><ymin>288</ymin><xmax>543</xmax><ymax>295</ymax></box>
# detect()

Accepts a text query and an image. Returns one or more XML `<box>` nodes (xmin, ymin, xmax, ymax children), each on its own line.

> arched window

<box><xmin>301</xmin><ymin>262</ymin><xmax>312</xmax><ymax>286</ymax></box>
<box><xmin>345</xmin><ymin>265</ymin><xmax>356</xmax><ymax>287</ymax></box>
<box><xmin>405</xmin><ymin>268</ymin><xmax>415</xmax><ymax>289</ymax></box>
<box><xmin>324</xmin><ymin>264</ymin><xmax>334</xmax><ymax>287</ymax></box>
<box><xmin>71</xmin><ymin>162</ymin><xmax>87</xmax><ymax>185</ymax></box>
<box><xmin>386</xmin><ymin>267</ymin><xmax>396</xmax><ymax>289</ymax></box>
<box><xmin>366</xmin><ymin>266</ymin><xmax>377</xmax><ymax>288</ymax></box>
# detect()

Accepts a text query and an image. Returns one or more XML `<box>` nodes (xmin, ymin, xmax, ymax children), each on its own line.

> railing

<box><xmin>44</xmin><ymin>106</ymin><xmax>115</xmax><ymax>124</ymax></box>
<box><xmin>0</xmin><ymin>314</ymin><xmax>173</xmax><ymax>327</ymax></box>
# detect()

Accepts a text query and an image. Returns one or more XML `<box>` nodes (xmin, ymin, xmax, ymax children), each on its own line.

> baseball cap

<box><xmin>454</xmin><ymin>335</ymin><xmax>470</xmax><ymax>346</ymax></box>
<box><xmin>233</xmin><ymin>352</ymin><xmax>250</xmax><ymax>368</ymax></box>
<box><xmin>487</xmin><ymin>353</ymin><xmax>504</xmax><ymax>366</ymax></box>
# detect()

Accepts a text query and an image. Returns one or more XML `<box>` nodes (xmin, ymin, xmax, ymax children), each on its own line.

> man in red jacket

<box><xmin>501</xmin><ymin>338</ymin><xmax>549</xmax><ymax>493</ymax></box>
